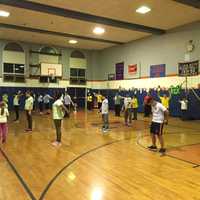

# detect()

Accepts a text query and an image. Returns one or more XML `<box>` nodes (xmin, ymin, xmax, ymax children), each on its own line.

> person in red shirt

<box><xmin>143</xmin><ymin>93</ymin><xmax>151</xmax><ymax>117</ymax></box>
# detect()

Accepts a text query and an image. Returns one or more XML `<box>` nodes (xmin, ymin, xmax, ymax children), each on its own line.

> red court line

<box><xmin>167</xmin><ymin>144</ymin><xmax>200</xmax><ymax>165</ymax></box>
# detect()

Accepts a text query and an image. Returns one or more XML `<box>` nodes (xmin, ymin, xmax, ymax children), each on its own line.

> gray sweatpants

<box><xmin>102</xmin><ymin>114</ymin><xmax>109</xmax><ymax>129</ymax></box>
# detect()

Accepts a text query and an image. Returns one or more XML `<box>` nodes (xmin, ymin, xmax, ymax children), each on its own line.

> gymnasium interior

<box><xmin>0</xmin><ymin>0</ymin><xmax>200</xmax><ymax>200</ymax></box>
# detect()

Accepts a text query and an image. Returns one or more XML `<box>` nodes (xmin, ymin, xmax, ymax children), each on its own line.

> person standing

<box><xmin>13</xmin><ymin>91</ymin><xmax>22</xmax><ymax>122</ymax></box>
<box><xmin>63</xmin><ymin>92</ymin><xmax>74</xmax><ymax>118</ymax></box>
<box><xmin>124</xmin><ymin>94</ymin><xmax>132</xmax><ymax>126</ymax></box>
<box><xmin>96</xmin><ymin>92</ymin><xmax>103</xmax><ymax>110</ymax></box>
<box><xmin>147</xmin><ymin>97</ymin><xmax>169</xmax><ymax>153</ymax></box>
<box><xmin>159</xmin><ymin>92</ymin><xmax>171</xmax><ymax>110</ymax></box>
<box><xmin>132</xmin><ymin>95</ymin><xmax>138</xmax><ymax>120</ymax></box>
<box><xmin>43</xmin><ymin>93</ymin><xmax>53</xmax><ymax>114</ymax></box>
<box><xmin>87</xmin><ymin>93</ymin><xmax>93</xmax><ymax>110</ymax></box>
<box><xmin>52</xmin><ymin>93</ymin><xmax>68</xmax><ymax>147</ymax></box>
<box><xmin>0</xmin><ymin>101</ymin><xmax>9</xmax><ymax>143</ymax></box>
<box><xmin>37</xmin><ymin>94</ymin><xmax>44</xmax><ymax>115</ymax></box>
<box><xmin>24</xmin><ymin>91</ymin><xmax>34</xmax><ymax>132</ymax></box>
<box><xmin>179</xmin><ymin>97</ymin><xmax>188</xmax><ymax>121</ymax></box>
<box><xmin>143</xmin><ymin>93</ymin><xmax>151</xmax><ymax>117</ymax></box>
<box><xmin>101</xmin><ymin>96</ymin><xmax>109</xmax><ymax>133</ymax></box>
<box><xmin>114</xmin><ymin>93</ymin><xmax>122</xmax><ymax>116</ymax></box>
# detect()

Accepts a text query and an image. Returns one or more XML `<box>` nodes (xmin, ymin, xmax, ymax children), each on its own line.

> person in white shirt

<box><xmin>179</xmin><ymin>97</ymin><xmax>188</xmax><ymax>121</ymax></box>
<box><xmin>24</xmin><ymin>91</ymin><xmax>34</xmax><ymax>132</ymax></box>
<box><xmin>13</xmin><ymin>91</ymin><xmax>22</xmax><ymax>122</ymax></box>
<box><xmin>100</xmin><ymin>96</ymin><xmax>109</xmax><ymax>133</ymax></box>
<box><xmin>147</xmin><ymin>97</ymin><xmax>169</xmax><ymax>153</ymax></box>
<box><xmin>123</xmin><ymin>95</ymin><xmax>132</xmax><ymax>126</ymax></box>
<box><xmin>43</xmin><ymin>93</ymin><xmax>53</xmax><ymax>114</ymax></box>
<box><xmin>63</xmin><ymin>92</ymin><xmax>74</xmax><ymax>118</ymax></box>
<box><xmin>37</xmin><ymin>94</ymin><xmax>44</xmax><ymax>115</ymax></box>
<box><xmin>52</xmin><ymin>93</ymin><xmax>68</xmax><ymax>147</ymax></box>
<box><xmin>0</xmin><ymin>101</ymin><xmax>9</xmax><ymax>143</ymax></box>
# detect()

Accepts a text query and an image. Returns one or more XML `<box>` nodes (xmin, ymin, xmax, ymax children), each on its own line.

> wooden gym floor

<box><xmin>0</xmin><ymin>110</ymin><xmax>200</xmax><ymax>200</ymax></box>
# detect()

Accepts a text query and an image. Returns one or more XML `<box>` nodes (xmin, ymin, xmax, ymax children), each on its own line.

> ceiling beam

<box><xmin>0</xmin><ymin>0</ymin><xmax>165</xmax><ymax>34</ymax></box>
<box><xmin>0</xmin><ymin>23</ymin><xmax>124</xmax><ymax>45</ymax></box>
<box><xmin>174</xmin><ymin>0</ymin><xmax>200</xmax><ymax>9</ymax></box>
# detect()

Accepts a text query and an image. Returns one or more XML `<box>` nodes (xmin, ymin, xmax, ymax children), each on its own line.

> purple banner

<box><xmin>115</xmin><ymin>62</ymin><xmax>124</xmax><ymax>80</ymax></box>
<box><xmin>150</xmin><ymin>64</ymin><xmax>166</xmax><ymax>78</ymax></box>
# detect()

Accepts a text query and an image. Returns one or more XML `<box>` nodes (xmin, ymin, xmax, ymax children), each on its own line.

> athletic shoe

<box><xmin>159</xmin><ymin>148</ymin><xmax>166</xmax><ymax>153</ymax></box>
<box><xmin>103</xmin><ymin>129</ymin><xmax>108</xmax><ymax>133</ymax></box>
<box><xmin>148</xmin><ymin>145</ymin><xmax>157</xmax><ymax>150</ymax></box>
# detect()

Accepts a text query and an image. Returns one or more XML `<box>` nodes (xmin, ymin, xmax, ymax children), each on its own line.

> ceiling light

<box><xmin>0</xmin><ymin>10</ymin><xmax>10</xmax><ymax>17</ymax></box>
<box><xmin>69</xmin><ymin>40</ymin><xmax>78</xmax><ymax>44</ymax></box>
<box><xmin>136</xmin><ymin>6</ymin><xmax>151</xmax><ymax>14</ymax></box>
<box><xmin>93</xmin><ymin>27</ymin><xmax>105</xmax><ymax>35</ymax></box>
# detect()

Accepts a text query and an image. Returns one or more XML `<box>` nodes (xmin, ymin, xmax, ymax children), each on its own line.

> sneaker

<box><xmin>52</xmin><ymin>141</ymin><xmax>58</xmax><ymax>146</ymax></box>
<box><xmin>103</xmin><ymin>129</ymin><xmax>108</xmax><ymax>133</ymax></box>
<box><xmin>159</xmin><ymin>148</ymin><xmax>166</xmax><ymax>153</ymax></box>
<box><xmin>148</xmin><ymin>145</ymin><xmax>157</xmax><ymax>150</ymax></box>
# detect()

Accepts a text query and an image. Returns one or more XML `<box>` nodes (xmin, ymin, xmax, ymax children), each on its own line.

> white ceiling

<box><xmin>0</xmin><ymin>0</ymin><xmax>199</xmax><ymax>50</ymax></box>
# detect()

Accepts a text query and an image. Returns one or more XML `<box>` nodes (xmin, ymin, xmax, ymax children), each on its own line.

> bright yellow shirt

<box><xmin>132</xmin><ymin>98</ymin><xmax>138</xmax><ymax>108</ymax></box>
<box><xmin>160</xmin><ymin>97</ymin><xmax>169</xmax><ymax>109</ymax></box>
<box><xmin>87</xmin><ymin>96</ymin><xmax>92</xmax><ymax>102</ymax></box>
<box><xmin>96</xmin><ymin>95</ymin><xmax>103</xmax><ymax>103</ymax></box>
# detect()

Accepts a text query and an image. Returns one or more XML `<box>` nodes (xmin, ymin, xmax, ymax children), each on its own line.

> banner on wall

<box><xmin>150</xmin><ymin>64</ymin><xmax>166</xmax><ymax>78</ymax></box>
<box><xmin>108</xmin><ymin>74</ymin><xmax>115</xmax><ymax>80</ymax></box>
<box><xmin>128</xmin><ymin>64</ymin><xmax>137</xmax><ymax>75</ymax></box>
<box><xmin>178</xmin><ymin>60</ymin><xmax>199</xmax><ymax>76</ymax></box>
<box><xmin>115</xmin><ymin>62</ymin><xmax>124</xmax><ymax>80</ymax></box>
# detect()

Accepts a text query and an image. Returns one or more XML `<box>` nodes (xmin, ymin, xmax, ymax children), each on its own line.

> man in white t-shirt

<box><xmin>123</xmin><ymin>95</ymin><xmax>132</xmax><ymax>126</ymax></box>
<box><xmin>24</xmin><ymin>91</ymin><xmax>34</xmax><ymax>132</ymax></box>
<box><xmin>179</xmin><ymin>97</ymin><xmax>188</xmax><ymax>121</ymax></box>
<box><xmin>43</xmin><ymin>94</ymin><xmax>53</xmax><ymax>114</ymax></box>
<box><xmin>147</xmin><ymin>96</ymin><xmax>169</xmax><ymax>153</ymax></box>
<box><xmin>13</xmin><ymin>91</ymin><xmax>22</xmax><ymax>121</ymax></box>
<box><xmin>52</xmin><ymin>93</ymin><xmax>68</xmax><ymax>147</ymax></box>
<box><xmin>100</xmin><ymin>96</ymin><xmax>109</xmax><ymax>133</ymax></box>
<box><xmin>63</xmin><ymin>92</ymin><xmax>74</xmax><ymax>118</ymax></box>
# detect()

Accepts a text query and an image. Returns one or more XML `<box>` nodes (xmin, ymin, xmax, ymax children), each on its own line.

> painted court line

<box><xmin>0</xmin><ymin>147</ymin><xmax>37</xmax><ymax>200</ymax></box>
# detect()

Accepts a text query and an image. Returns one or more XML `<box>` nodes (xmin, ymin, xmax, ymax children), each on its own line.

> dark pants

<box><xmin>39</xmin><ymin>102</ymin><xmax>43</xmax><ymax>113</ymax></box>
<box><xmin>14</xmin><ymin>105</ymin><xmax>19</xmax><ymax>120</ymax></box>
<box><xmin>26</xmin><ymin>111</ymin><xmax>32</xmax><ymax>130</ymax></box>
<box><xmin>115</xmin><ymin>104</ymin><xmax>121</xmax><ymax>116</ymax></box>
<box><xmin>102</xmin><ymin>114</ymin><xmax>109</xmax><ymax>129</ymax></box>
<box><xmin>124</xmin><ymin>108</ymin><xmax>132</xmax><ymax>124</ymax></box>
<box><xmin>144</xmin><ymin>104</ymin><xmax>151</xmax><ymax>117</ymax></box>
<box><xmin>132</xmin><ymin>108</ymin><xmax>138</xmax><ymax>120</ymax></box>
<box><xmin>98</xmin><ymin>102</ymin><xmax>102</xmax><ymax>110</ymax></box>
<box><xmin>87</xmin><ymin>102</ymin><xmax>92</xmax><ymax>110</ymax></box>
<box><xmin>181</xmin><ymin>110</ymin><xmax>187</xmax><ymax>121</ymax></box>
<box><xmin>54</xmin><ymin>119</ymin><xmax>62</xmax><ymax>142</ymax></box>
<box><xmin>64</xmin><ymin>104</ymin><xmax>70</xmax><ymax>118</ymax></box>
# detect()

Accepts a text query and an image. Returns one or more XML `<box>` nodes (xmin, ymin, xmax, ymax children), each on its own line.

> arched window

<box><xmin>3</xmin><ymin>42</ymin><xmax>25</xmax><ymax>82</ymax></box>
<box><xmin>40</xmin><ymin>46</ymin><xmax>57</xmax><ymax>54</ymax></box>
<box><xmin>70</xmin><ymin>50</ymin><xmax>86</xmax><ymax>85</ymax></box>
<box><xmin>4</xmin><ymin>42</ymin><xmax>24</xmax><ymax>52</ymax></box>
<box><xmin>70</xmin><ymin>50</ymin><xmax>85</xmax><ymax>59</ymax></box>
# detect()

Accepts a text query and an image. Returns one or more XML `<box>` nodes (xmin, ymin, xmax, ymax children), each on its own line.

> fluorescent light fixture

<box><xmin>0</xmin><ymin>10</ymin><xmax>10</xmax><ymax>17</ymax></box>
<box><xmin>69</xmin><ymin>40</ymin><xmax>78</xmax><ymax>44</ymax></box>
<box><xmin>93</xmin><ymin>27</ymin><xmax>105</xmax><ymax>35</ymax></box>
<box><xmin>136</xmin><ymin>6</ymin><xmax>151</xmax><ymax>14</ymax></box>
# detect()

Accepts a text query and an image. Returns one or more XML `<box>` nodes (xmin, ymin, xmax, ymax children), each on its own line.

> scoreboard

<box><xmin>178</xmin><ymin>60</ymin><xmax>199</xmax><ymax>76</ymax></box>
